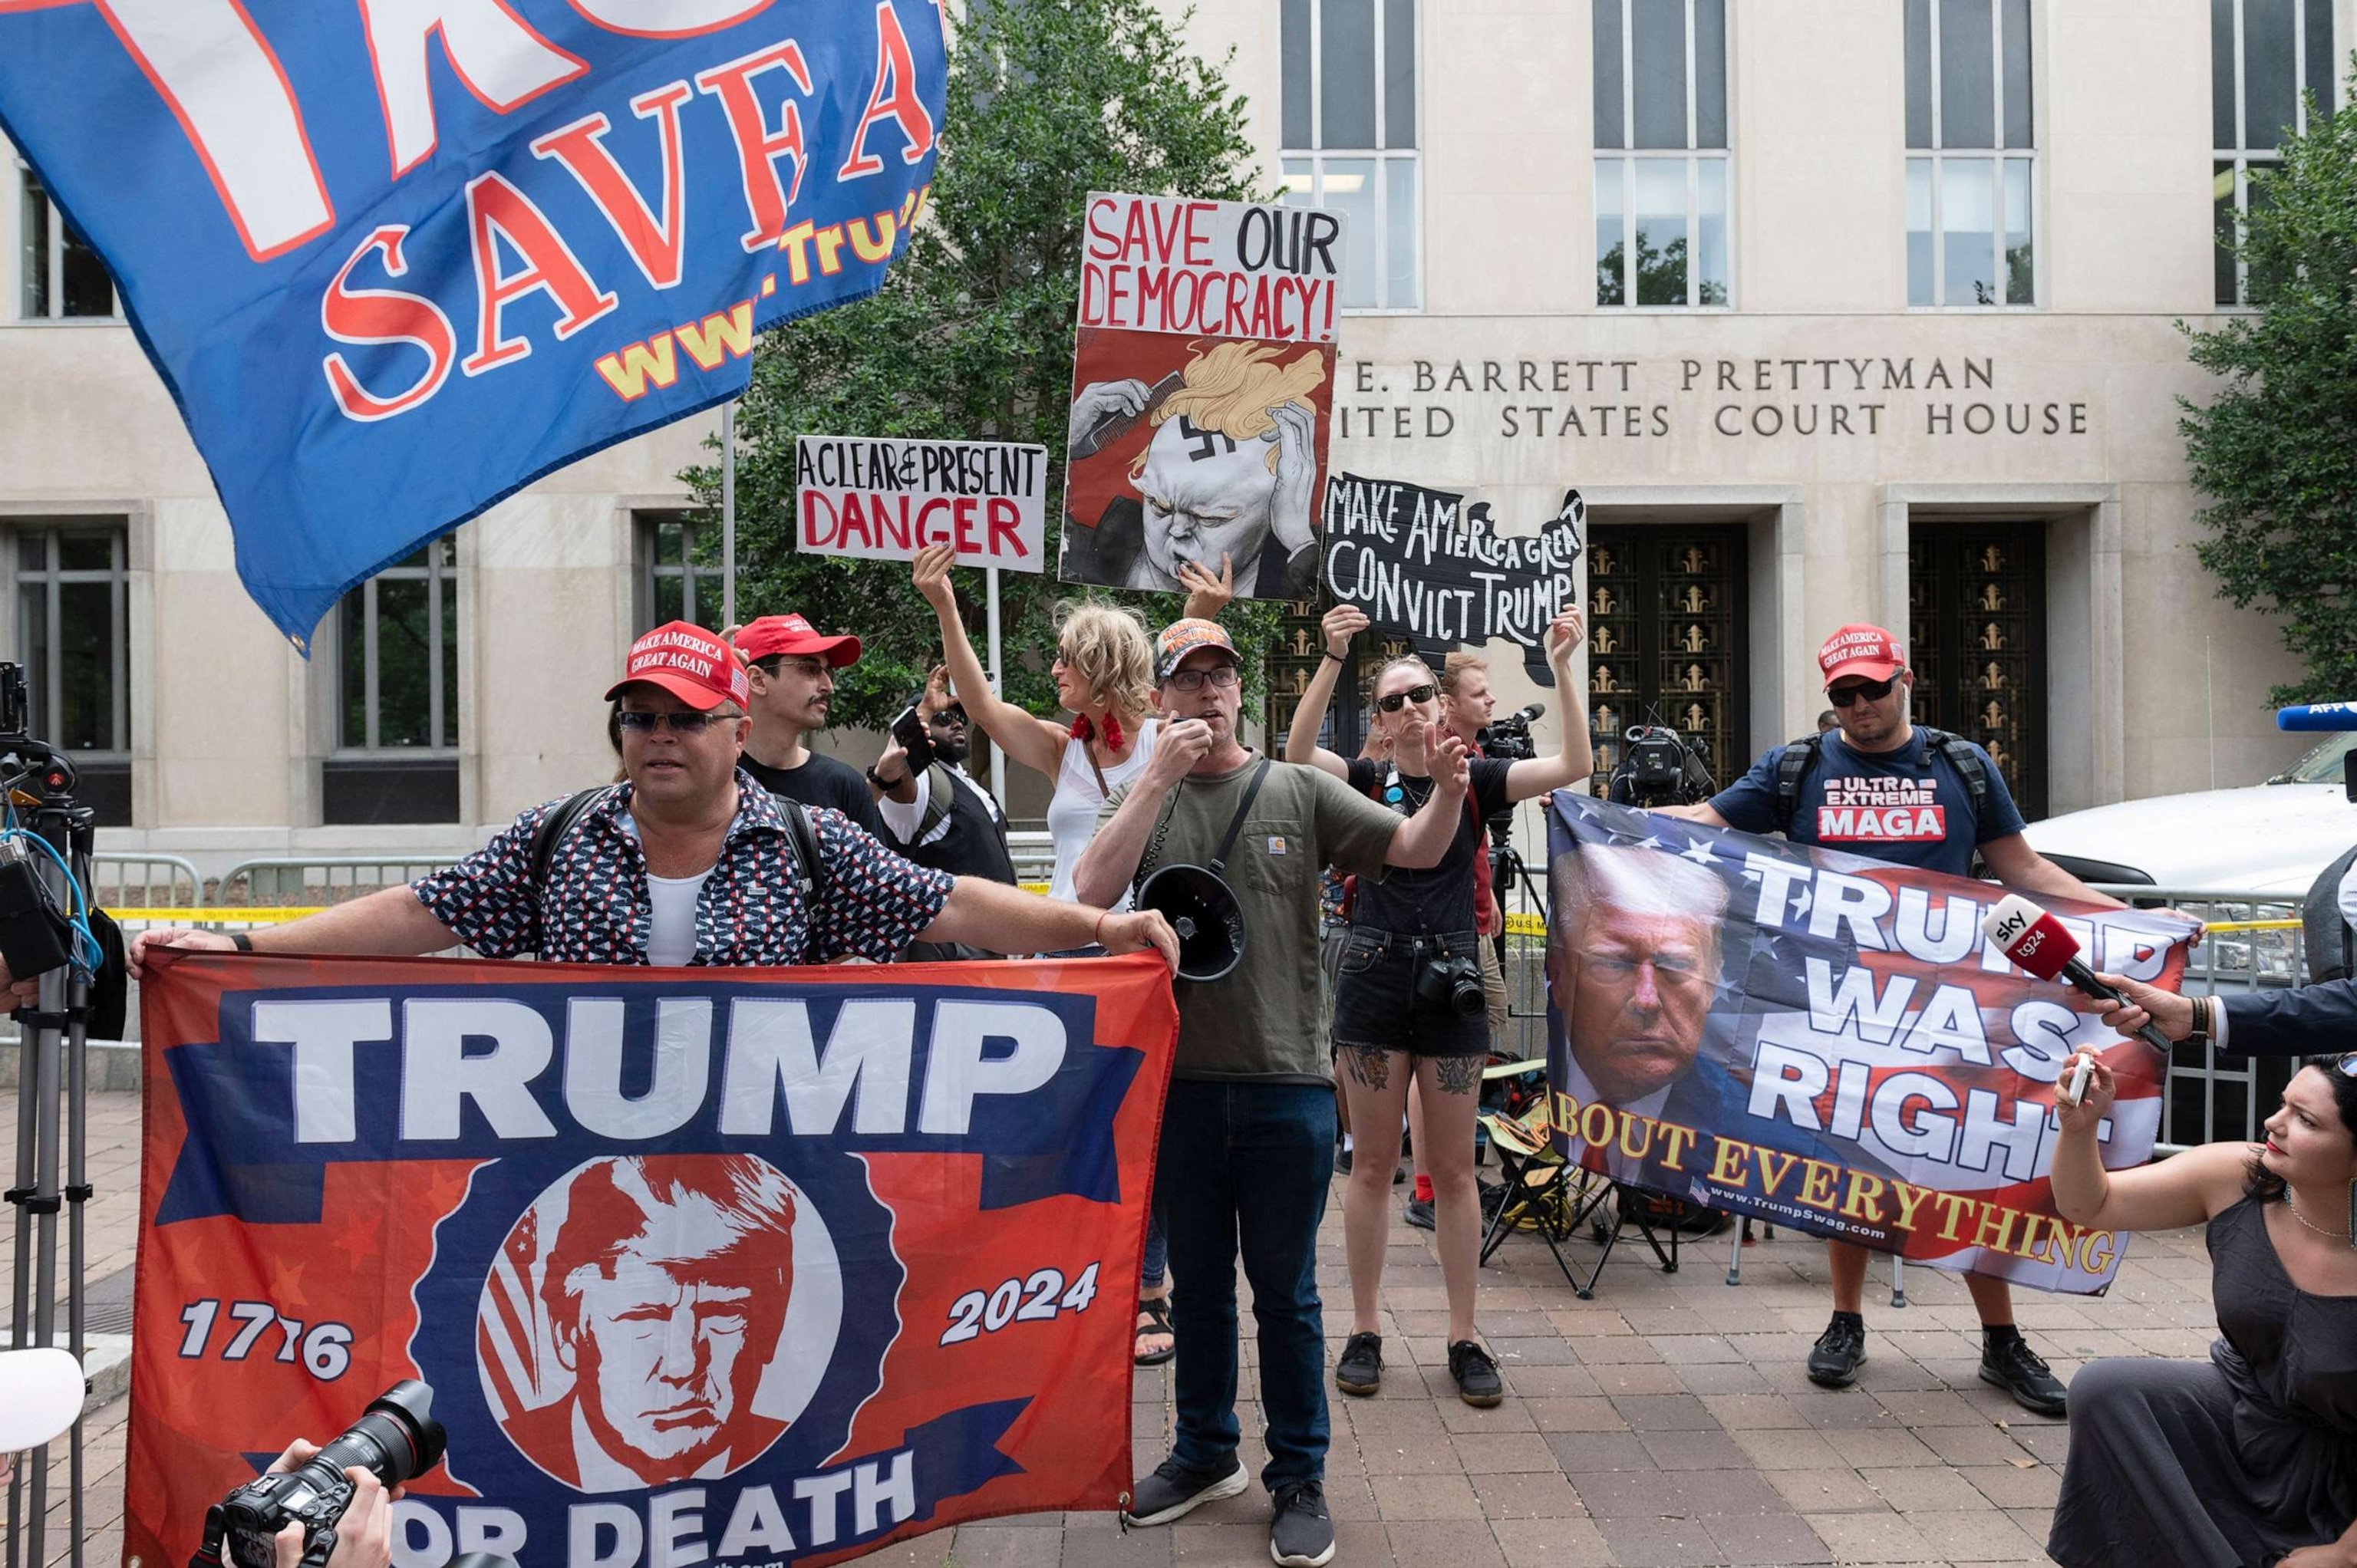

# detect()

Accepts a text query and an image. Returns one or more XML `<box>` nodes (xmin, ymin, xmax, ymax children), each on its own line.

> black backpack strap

<box><xmin>1919</xmin><ymin>726</ymin><xmax>1993</xmax><ymax>822</ymax></box>
<box><xmin>1770</xmin><ymin>734</ymin><xmax>1824</xmax><ymax>835</ymax></box>
<box><xmin>529</xmin><ymin>787</ymin><xmax>610</xmax><ymax>898</ymax></box>
<box><xmin>917</xmin><ymin>763</ymin><xmax>957</xmax><ymax>843</ymax></box>
<box><xmin>776</xmin><ymin>796</ymin><xmax>826</xmax><ymax>905</ymax></box>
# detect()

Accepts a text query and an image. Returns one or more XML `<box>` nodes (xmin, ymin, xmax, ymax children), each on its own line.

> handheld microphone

<box><xmin>2275</xmin><ymin>702</ymin><xmax>2357</xmax><ymax>732</ymax></box>
<box><xmin>1981</xmin><ymin>894</ymin><xmax>2174</xmax><ymax>1059</ymax></box>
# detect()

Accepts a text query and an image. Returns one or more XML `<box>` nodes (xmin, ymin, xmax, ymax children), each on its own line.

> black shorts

<box><xmin>1330</xmin><ymin>927</ymin><xmax>1492</xmax><ymax>1059</ymax></box>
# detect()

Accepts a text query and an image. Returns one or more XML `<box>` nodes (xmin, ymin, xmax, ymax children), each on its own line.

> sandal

<box><xmin>1133</xmin><ymin>1295</ymin><xmax>1176</xmax><ymax>1366</ymax></box>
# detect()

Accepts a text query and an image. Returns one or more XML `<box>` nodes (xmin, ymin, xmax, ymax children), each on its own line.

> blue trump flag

<box><xmin>0</xmin><ymin>0</ymin><xmax>942</xmax><ymax>646</ymax></box>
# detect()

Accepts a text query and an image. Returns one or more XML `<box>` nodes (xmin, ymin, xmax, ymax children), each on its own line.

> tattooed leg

<box><xmin>1340</xmin><ymin>1042</ymin><xmax>1393</xmax><ymax>1092</ymax></box>
<box><xmin>1430</xmin><ymin>1053</ymin><xmax>1483</xmax><ymax>1095</ymax></box>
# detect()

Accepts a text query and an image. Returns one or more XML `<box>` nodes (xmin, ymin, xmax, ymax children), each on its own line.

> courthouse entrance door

<box><xmin>1584</xmin><ymin>526</ymin><xmax>1751</xmax><ymax>796</ymax></box>
<box><xmin>1907</xmin><ymin>520</ymin><xmax>2048</xmax><ymax>821</ymax></box>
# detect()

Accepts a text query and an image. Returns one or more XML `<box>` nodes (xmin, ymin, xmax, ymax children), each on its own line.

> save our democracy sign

<box><xmin>796</xmin><ymin>436</ymin><xmax>1047</xmax><ymax>571</ymax></box>
<box><xmin>1544</xmin><ymin>795</ymin><xmax>2195</xmax><ymax>1295</ymax></box>
<box><xmin>0</xmin><ymin>2</ymin><xmax>943</xmax><ymax>647</ymax></box>
<box><xmin>127</xmin><ymin>950</ymin><xmax>1178</xmax><ymax>1568</ymax></box>
<box><xmin>1059</xmin><ymin>193</ymin><xmax>1343</xmax><ymax>602</ymax></box>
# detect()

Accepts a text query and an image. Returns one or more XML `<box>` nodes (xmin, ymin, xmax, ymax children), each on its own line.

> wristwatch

<box><xmin>866</xmin><ymin>764</ymin><xmax>908</xmax><ymax>790</ymax></box>
<box><xmin>229</xmin><ymin>932</ymin><xmax>254</xmax><ymax>952</ymax></box>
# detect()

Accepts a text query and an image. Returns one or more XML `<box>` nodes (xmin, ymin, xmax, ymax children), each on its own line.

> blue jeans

<box><xmin>1141</xmin><ymin>1187</ymin><xmax>1169</xmax><ymax>1290</ymax></box>
<box><xmin>1155</xmin><ymin>1079</ymin><xmax>1337</xmax><ymax>1490</ymax></box>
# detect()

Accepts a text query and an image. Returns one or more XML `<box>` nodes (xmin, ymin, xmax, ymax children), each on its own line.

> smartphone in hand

<box><xmin>891</xmin><ymin>706</ymin><xmax>935</xmax><ymax>776</ymax></box>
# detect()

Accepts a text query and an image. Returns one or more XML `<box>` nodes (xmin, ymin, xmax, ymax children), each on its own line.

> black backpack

<box><xmin>525</xmin><ymin>786</ymin><xmax>826</xmax><ymax>953</ymax></box>
<box><xmin>1769</xmin><ymin>726</ymin><xmax>1991</xmax><ymax>837</ymax></box>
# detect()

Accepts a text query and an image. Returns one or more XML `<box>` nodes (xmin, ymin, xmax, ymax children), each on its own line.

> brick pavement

<box><xmin>5</xmin><ymin>1088</ymin><xmax>2226</xmax><ymax>1568</ymax></box>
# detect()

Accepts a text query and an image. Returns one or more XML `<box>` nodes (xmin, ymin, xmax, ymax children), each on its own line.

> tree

<box><xmin>684</xmin><ymin>0</ymin><xmax>1283</xmax><ymax>731</ymax></box>
<box><xmin>2179</xmin><ymin>60</ymin><xmax>2357</xmax><ymax>705</ymax></box>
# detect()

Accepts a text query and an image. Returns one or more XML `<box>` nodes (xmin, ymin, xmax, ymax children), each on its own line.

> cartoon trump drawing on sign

<box><xmin>1060</xmin><ymin>337</ymin><xmax>1330</xmax><ymax>600</ymax></box>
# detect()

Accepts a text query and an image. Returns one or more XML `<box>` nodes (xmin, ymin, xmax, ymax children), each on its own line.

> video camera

<box><xmin>1478</xmin><ymin>703</ymin><xmax>1544</xmax><ymax>763</ymax></box>
<box><xmin>1606</xmin><ymin>724</ymin><xmax>1717</xmax><ymax>809</ymax></box>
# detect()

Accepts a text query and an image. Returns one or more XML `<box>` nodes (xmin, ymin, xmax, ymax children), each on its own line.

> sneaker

<box><xmin>1268</xmin><ymin>1480</ymin><xmax>1335</xmax><ymax>1567</ymax></box>
<box><xmin>1334</xmin><ymin>1146</ymin><xmax>1353</xmax><ymax>1175</ymax></box>
<box><xmin>1980</xmin><ymin>1333</ymin><xmax>2069</xmax><ymax>1416</ymax></box>
<box><xmin>1806</xmin><ymin>1313</ymin><xmax>1867</xmax><ymax>1388</ymax></box>
<box><xmin>1393</xmin><ymin>1161</ymin><xmax>1408</xmax><ymax>1185</ymax></box>
<box><xmin>1124</xmin><ymin>1452</ymin><xmax>1248</xmax><ymax>1527</ymax></box>
<box><xmin>1404</xmin><ymin>1195</ymin><xmax>1436</xmax><ymax>1230</ymax></box>
<box><xmin>1334</xmin><ymin>1330</ymin><xmax>1383</xmax><ymax>1396</ymax></box>
<box><xmin>1448</xmin><ymin>1340</ymin><xmax>1503</xmax><ymax>1407</ymax></box>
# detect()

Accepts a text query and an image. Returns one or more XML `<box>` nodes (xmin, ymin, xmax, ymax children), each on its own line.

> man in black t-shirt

<box><xmin>731</xmin><ymin>614</ymin><xmax>888</xmax><ymax>839</ymax></box>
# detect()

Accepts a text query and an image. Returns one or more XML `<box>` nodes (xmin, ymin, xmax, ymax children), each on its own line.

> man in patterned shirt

<box><xmin>130</xmin><ymin>622</ymin><xmax>1177</xmax><ymax>973</ymax></box>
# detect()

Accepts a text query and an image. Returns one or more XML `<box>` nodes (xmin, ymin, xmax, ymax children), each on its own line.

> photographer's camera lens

<box><xmin>315</xmin><ymin>1381</ymin><xmax>447</xmax><ymax>1487</ymax></box>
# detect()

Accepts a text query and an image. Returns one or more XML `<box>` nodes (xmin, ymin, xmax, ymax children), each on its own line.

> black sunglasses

<box><xmin>1827</xmin><ymin>675</ymin><xmax>1897</xmax><ymax>707</ymax></box>
<box><xmin>1376</xmin><ymin>683</ymin><xmax>1438</xmax><ymax>713</ymax></box>
<box><xmin>617</xmin><ymin>710</ymin><xmax>729</xmax><ymax>734</ymax></box>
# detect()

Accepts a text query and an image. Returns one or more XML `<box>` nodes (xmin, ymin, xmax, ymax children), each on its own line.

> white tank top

<box><xmin>1046</xmin><ymin>719</ymin><xmax>1159</xmax><ymax>904</ymax></box>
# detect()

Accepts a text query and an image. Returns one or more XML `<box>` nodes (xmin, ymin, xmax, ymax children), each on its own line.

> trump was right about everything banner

<box><xmin>1544</xmin><ymin>794</ymin><xmax>2196</xmax><ymax>1294</ymax></box>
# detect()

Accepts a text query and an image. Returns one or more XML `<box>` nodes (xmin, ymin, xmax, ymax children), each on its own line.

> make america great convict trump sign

<box><xmin>0</xmin><ymin>2</ymin><xmax>942</xmax><ymax>646</ymax></box>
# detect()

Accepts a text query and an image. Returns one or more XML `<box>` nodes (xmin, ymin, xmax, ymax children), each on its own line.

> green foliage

<box><xmin>683</xmin><ymin>0</ymin><xmax>1285</xmax><ymax>730</ymax></box>
<box><xmin>2180</xmin><ymin>62</ymin><xmax>2357</xmax><ymax>705</ymax></box>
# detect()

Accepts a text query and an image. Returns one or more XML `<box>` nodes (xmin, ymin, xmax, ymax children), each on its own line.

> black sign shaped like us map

<box><xmin>1319</xmin><ymin>474</ymin><xmax>1585</xmax><ymax>685</ymax></box>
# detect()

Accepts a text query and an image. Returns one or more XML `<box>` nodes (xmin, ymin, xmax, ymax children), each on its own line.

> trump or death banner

<box><xmin>0</xmin><ymin>2</ymin><xmax>943</xmax><ymax>647</ymax></box>
<box><xmin>1060</xmin><ymin>193</ymin><xmax>1343</xmax><ymax>602</ymax></box>
<box><xmin>1320</xmin><ymin>475</ymin><xmax>1585</xmax><ymax>685</ymax></box>
<box><xmin>796</xmin><ymin>437</ymin><xmax>1048</xmax><ymax>571</ymax></box>
<box><xmin>1545</xmin><ymin>795</ymin><xmax>2194</xmax><ymax>1294</ymax></box>
<box><xmin>127</xmin><ymin>950</ymin><xmax>1178</xmax><ymax>1568</ymax></box>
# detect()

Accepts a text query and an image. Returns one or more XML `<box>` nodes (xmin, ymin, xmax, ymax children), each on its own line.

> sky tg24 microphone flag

<box><xmin>128</xmin><ymin>950</ymin><xmax>1178</xmax><ymax>1568</ymax></box>
<box><xmin>1544</xmin><ymin>794</ymin><xmax>2198</xmax><ymax>1296</ymax></box>
<box><xmin>0</xmin><ymin>0</ymin><xmax>942</xmax><ymax>647</ymax></box>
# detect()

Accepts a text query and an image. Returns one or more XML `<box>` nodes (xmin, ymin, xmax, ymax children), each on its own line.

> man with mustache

<box><xmin>733</xmin><ymin>614</ymin><xmax>887</xmax><ymax>840</ymax></box>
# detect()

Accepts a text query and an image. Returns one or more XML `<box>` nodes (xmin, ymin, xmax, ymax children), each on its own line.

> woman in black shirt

<box><xmin>1284</xmin><ymin>604</ymin><xmax>1589</xmax><ymax>1406</ymax></box>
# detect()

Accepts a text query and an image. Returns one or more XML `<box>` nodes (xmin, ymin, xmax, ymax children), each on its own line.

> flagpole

<box><xmin>720</xmin><ymin>400</ymin><xmax>737</xmax><ymax>629</ymax></box>
<box><xmin>986</xmin><ymin>565</ymin><xmax>1005</xmax><ymax>804</ymax></box>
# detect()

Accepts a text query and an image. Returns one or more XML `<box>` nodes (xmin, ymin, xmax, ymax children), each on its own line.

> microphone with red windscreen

<box><xmin>1982</xmin><ymin>894</ymin><xmax>2175</xmax><ymax>1077</ymax></box>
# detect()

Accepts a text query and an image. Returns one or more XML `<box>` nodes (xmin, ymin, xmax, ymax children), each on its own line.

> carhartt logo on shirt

<box><xmin>1267</xmin><ymin>836</ymin><xmax>1288</xmax><ymax>855</ymax></box>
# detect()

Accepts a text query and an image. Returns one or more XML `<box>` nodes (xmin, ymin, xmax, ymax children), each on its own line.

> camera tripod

<box><xmin>5</xmin><ymin>740</ymin><xmax>100</xmax><ymax>1568</ymax></box>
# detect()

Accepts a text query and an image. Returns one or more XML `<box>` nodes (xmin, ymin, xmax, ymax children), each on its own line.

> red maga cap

<box><xmin>605</xmin><ymin>621</ymin><xmax>750</xmax><ymax>711</ymax></box>
<box><xmin>735</xmin><ymin>614</ymin><xmax>862</xmax><ymax>668</ymax></box>
<box><xmin>1818</xmin><ymin>624</ymin><xmax>1905</xmax><ymax>688</ymax></box>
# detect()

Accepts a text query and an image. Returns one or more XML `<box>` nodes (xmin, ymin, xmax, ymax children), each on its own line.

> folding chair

<box><xmin>1474</xmin><ymin>1059</ymin><xmax>1685</xmax><ymax>1301</ymax></box>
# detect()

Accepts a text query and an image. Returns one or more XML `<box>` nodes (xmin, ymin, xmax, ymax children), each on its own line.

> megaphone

<box><xmin>1135</xmin><ymin>861</ymin><xmax>1247</xmax><ymax>983</ymax></box>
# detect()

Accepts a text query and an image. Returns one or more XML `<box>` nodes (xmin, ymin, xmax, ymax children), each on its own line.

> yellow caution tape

<box><xmin>107</xmin><ymin>908</ymin><xmax>327</xmax><ymax>923</ymax></box>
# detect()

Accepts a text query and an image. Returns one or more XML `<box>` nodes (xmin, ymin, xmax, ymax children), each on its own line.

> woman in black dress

<box><xmin>2048</xmin><ymin>1049</ymin><xmax>2357</xmax><ymax>1568</ymax></box>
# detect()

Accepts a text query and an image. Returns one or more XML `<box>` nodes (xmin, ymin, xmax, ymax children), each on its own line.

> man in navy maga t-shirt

<box><xmin>1662</xmin><ymin>622</ymin><xmax>2132</xmax><ymax>1418</ymax></box>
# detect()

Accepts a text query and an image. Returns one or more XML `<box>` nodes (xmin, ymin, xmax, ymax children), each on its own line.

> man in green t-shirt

<box><xmin>1076</xmin><ymin>618</ymin><xmax>1471</xmax><ymax>1568</ymax></box>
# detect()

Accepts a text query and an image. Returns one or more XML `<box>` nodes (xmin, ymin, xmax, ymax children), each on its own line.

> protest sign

<box><xmin>1544</xmin><ymin>794</ymin><xmax>2195</xmax><ymax>1295</ymax></box>
<box><xmin>1060</xmin><ymin>193</ymin><xmax>1342</xmax><ymax>601</ymax></box>
<box><xmin>0</xmin><ymin>4</ymin><xmax>943</xmax><ymax>647</ymax></box>
<box><xmin>127</xmin><ymin>950</ymin><xmax>1178</xmax><ymax>1566</ymax></box>
<box><xmin>1321</xmin><ymin>476</ymin><xmax>1585</xmax><ymax>684</ymax></box>
<box><xmin>796</xmin><ymin>436</ymin><xmax>1048</xmax><ymax>570</ymax></box>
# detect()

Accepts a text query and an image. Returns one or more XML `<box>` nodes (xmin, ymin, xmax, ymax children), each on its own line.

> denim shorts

<box><xmin>1329</xmin><ymin>927</ymin><xmax>1492</xmax><ymax>1059</ymax></box>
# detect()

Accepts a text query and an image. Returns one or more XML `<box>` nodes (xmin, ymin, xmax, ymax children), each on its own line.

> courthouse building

<box><xmin>0</xmin><ymin>0</ymin><xmax>2344</xmax><ymax>866</ymax></box>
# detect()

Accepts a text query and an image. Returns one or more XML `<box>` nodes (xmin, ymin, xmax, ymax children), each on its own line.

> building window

<box><xmin>327</xmin><ymin>535</ymin><xmax>458</xmax><ymax>825</ymax></box>
<box><xmin>2213</xmin><ymin>0</ymin><xmax>2335</xmax><ymax>305</ymax></box>
<box><xmin>637</xmin><ymin>512</ymin><xmax>724</xmax><ymax>631</ymax></box>
<box><xmin>1280</xmin><ymin>0</ymin><xmax>1420</xmax><ymax>311</ymax></box>
<box><xmin>17</xmin><ymin>164</ymin><xmax>115</xmax><ymax>320</ymax></box>
<box><xmin>1593</xmin><ymin>0</ymin><xmax>1731</xmax><ymax>308</ymax></box>
<box><xmin>1905</xmin><ymin>0</ymin><xmax>2036</xmax><ymax>308</ymax></box>
<box><xmin>8</xmin><ymin>523</ymin><xmax>130</xmax><ymax>826</ymax></box>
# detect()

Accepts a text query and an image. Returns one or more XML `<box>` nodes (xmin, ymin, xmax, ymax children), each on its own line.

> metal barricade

<box><xmin>216</xmin><ymin>855</ymin><xmax>458</xmax><ymax>907</ymax></box>
<box><xmin>86</xmin><ymin>852</ymin><xmax>202</xmax><ymax>912</ymax></box>
<box><xmin>1006</xmin><ymin>829</ymin><xmax>1056</xmax><ymax>893</ymax></box>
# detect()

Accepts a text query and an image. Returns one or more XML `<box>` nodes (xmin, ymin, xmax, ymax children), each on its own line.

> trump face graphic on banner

<box><xmin>480</xmin><ymin>1154</ymin><xmax>840</xmax><ymax>1491</ymax></box>
<box><xmin>1548</xmin><ymin>845</ymin><xmax>1730</xmax><ymax>1109</ymax></box>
